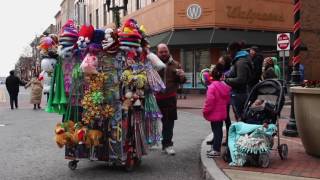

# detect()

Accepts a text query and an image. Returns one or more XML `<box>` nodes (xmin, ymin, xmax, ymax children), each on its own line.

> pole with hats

<box><xmin>283</xmin><ymin>0</ymin><xmax>301</xmax><ymax>137</ymax></box>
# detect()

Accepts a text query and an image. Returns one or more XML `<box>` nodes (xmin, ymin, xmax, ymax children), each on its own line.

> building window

<box><xmin>136</xmin><ymin>0</ymin><xmax>140</xmax><ymax>10</ymax></box>
<box><xmin>84</xmin><ymin>5</ymin><xmax>87</xmax><ymax>24</ymax></box>
<box><xmin>89</xmin><ymin>13</ymin><xmax>92</xmax><ymax>25</ymax></box>
<box><xmin>96</xmin><ymin>9</ymin><xmax>99</xmax><ymax>28</ymax></box>
<box><xmin>103</xmin><ymin>3</ymin><xmax>107</xmax><ymax>26</ymax></box>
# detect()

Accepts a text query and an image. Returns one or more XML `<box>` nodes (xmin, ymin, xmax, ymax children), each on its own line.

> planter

<box><xmin>291</xmin><ymin>87</ymin><xmax>320</xmax><ymax>157</ymax></box>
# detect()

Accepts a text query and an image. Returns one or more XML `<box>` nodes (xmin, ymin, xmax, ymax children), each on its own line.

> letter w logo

<box><xmin>187</xmin><ymin>4</ymin><xmax>202</xmax><ymax>20</ymax></box>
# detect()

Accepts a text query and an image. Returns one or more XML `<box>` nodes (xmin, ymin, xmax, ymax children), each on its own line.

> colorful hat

<box><xmin>58</xmin><ymin>19</ymin><xmax>79</xmax><ymax>58</ymax></box>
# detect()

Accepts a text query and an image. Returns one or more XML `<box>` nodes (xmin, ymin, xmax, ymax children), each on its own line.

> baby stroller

<box><xmin>222</xmin><ymin>79</ymin><xmax>288</xmax><ymax>168</ymax></box>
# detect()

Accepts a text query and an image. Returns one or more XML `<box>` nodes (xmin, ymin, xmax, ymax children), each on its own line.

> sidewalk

<box><xmin>177</xmin><ymin>94</ymin><xmax>320</xmax><ymax>180</ymax></box>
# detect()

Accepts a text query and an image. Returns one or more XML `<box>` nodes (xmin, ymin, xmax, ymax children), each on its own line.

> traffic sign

<box><xmin>277</xmin><ymin>33</ymin><xmax>290</xmax><ymax>51</ymax></box>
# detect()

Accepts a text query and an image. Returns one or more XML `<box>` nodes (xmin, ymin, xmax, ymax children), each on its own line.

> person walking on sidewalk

<box><xmin>203</xmin><ymin>64</ymin><xmax>231</xmax><ymax>157</ymax></box>
<box><xmin>156</xmin><ymin>43</ymin><xmax>186</xmax><ymax>155</ymax></box>
<box><xmin>5</xmin><ymin>70</ymin><xmax>26</xmax><ymax>109</ymax></box>
<box><xmin>225</xmin><ymin>42</ymin><xmax>254</xmax><ymax>120</ymax></box>
<box><xmin>25</xmin><ymin>75</ymin><xmax>43</xmax><ymax>110</ymax></box>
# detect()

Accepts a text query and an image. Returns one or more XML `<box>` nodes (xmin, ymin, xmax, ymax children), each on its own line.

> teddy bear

<box><xmin>77</xmin><ymin>24</ymin><xmax>94</xmax><ymax>52</ymax></box>
<box><xmin>85</xmin><ymin>130</ymin><xmax>103</xmax><ymax>147</ymax></box>
<box><xmin>54</xmin><ymin>121</ymin><xmax>75</xmax><ymax>148</ymax></box>
<box><xmin>80</xmin><ymin>53</ymin><xmax>98</xmax><ymax>74</ymax></box>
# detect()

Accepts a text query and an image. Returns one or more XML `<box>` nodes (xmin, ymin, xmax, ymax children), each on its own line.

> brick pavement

<box><xmin>177</xmin><ymin>94</ymin><xmax>320</xmax><ymax>179</ymax></box>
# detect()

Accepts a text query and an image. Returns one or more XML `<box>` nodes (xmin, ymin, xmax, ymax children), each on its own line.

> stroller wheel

<box><xmin>259</xmin><ymin>153</ymin><xmax>270</xmax><ymax>168</ymax></box>
<box><xmin>68</xmin><ymin>160</ymin><xmax>78</xmax><ymax>170</ymax></box>
<box><xmin>222</xmin><ymin>147</ymin><xmax>231</xmax><ymax>163</ymax></box>
<box><xmin>278</xmin><ymin>144</ymin><xmax>288</xmax><ymax>160</ymax></box>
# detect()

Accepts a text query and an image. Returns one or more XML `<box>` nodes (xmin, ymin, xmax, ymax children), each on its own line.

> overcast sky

<box><xmin>0</xmin><ymin>1</ymin><xmax>61</xmax><ymax>77</ymax></box>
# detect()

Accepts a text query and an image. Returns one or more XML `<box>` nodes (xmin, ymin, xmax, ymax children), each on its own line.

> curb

<box><xmin>199</xmin><ymin>133</ymin><xmax>230</xmax><ymax>180</ymax></box>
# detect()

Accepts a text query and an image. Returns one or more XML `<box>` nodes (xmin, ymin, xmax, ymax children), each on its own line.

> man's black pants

<box><xmin>9</xmin><ymin>93</ymin><xmax>18</xmax><ymax>109</ymax></box>
<box><xmin>157</xmin><ymin>96</ymin><xmax>178</xmax><ymax>149</ymax></box>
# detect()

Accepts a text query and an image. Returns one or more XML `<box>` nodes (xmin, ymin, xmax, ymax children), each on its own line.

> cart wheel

<box><xmin>278</xmin><ymin>144</ymin><xmax>288</xmax><ymax>160</ymax></box>
<box><xmin>68</xmin><ymin>160</ymin><xmax>78</xmax><ymax>170</ymax></box>
<box><xmin>222</xmin><ymin>147</ymin><xmax>231</xmax><ymax>163</ymax></box>
<box><xmin>259</xmin><ymin>153</ymin><xmax>270</xmax><ymax>168</ymax></box>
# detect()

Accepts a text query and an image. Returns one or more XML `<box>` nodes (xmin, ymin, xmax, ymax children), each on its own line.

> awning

<box><xmin>147</xmin><ymin>31</ymin><xmax>172</xmax><ymax>48</ymax></box>
<box><xmin>147</xmin><ymin>28</ymin><xmax>287</xmax><ymax>48</ymax></box>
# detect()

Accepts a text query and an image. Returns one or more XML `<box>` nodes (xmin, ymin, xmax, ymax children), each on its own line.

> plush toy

<box><xmin>39</xmin><ymin>71</ymin><xmax>52</xmax><ymax>93</ymax></box>
<box><xmin>102</xmin><ymin>28</ymin><xmax>119</xmax><ymax>54</ymax></box>
<box><xmin>41</xmin><ymin>58</ymin><xmax>56</xmax><ymax>73</ymax></box>
<box><xmin>80</xmin><ymin>54</ymin><xmax>98</xmax><ymax>74</ymax></box>
<box><xmin>147</xmin><ymin>52</ymin><xmax>166</xmax><ymax>71</ymax></box>
<box><xmin>54</xmin><ymin>121</ymin><xmax>75</xmax><ymax>148</ymax></box>
<box><xmin>92</xmin><ymin>29</ymin><xmax>105</xmax><ymax>44</ymax></box>
<box><xmin>86</xmin><ymin>130</ymin><xmax>103</xmax><ymax>147</ymax></box>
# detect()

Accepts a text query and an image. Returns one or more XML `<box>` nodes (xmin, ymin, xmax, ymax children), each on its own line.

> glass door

<box><xmin>181</xmin><ymin>49</ymin><xmax>211</xmax><ymax>89</ymax></box>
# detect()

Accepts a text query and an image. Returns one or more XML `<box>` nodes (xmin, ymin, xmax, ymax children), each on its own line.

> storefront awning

<box><xmin>148</xmin><ymin>29</ymin><xmax>285</xmax><ymax>48</ymax></box>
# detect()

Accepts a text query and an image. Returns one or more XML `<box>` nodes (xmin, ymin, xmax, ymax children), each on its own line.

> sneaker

<box><xmin>164</xmin><ymin>146</ymin><xmax>176</xmax><ymax>155</ymax></box>
<box><xmin>207</xmin><ymin>150</ymin><xmax>220</xmax><ymax>158</ymax></box>
<box><xmin>150</xmin><ymin>144</ymin><xmax>161</xmax><ymax>151</ymax></box>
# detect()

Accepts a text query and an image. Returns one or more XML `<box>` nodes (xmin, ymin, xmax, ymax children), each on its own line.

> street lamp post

<box><xmin>283</xmin><ymin>0</ymin><xmax>301</xmax><ymax>137</ymax></box>
<box><xmin>106</xmin><ymin>0</ymin><xmax>128</xmax><ymax>28</ymax></box>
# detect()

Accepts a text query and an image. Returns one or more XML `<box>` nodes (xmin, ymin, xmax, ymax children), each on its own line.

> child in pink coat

<box><xmin>203</xmin><ymin>63</ymin><xmax>231</xmax><ymax>157</ymax></box>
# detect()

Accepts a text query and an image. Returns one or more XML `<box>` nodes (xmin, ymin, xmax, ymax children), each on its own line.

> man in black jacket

<box><xmin>5</xmin><ymin>70</ymin><xmax>26</xmax><ymax>109</ymax></box>
<box><xmin>249</xmin><ymin>46</ymin><xmax>264</xmax><ymax>90</ymax></box>
<box><xmin>225</xmin><ymin>42</ymin><xmax>253</xmax><ymax>120</ymax></box>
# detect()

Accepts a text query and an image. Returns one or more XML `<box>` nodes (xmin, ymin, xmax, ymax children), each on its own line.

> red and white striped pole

<box><xmin>283</xmin><ymin>0</ymin><xmax>301</xmax><ymax>137</ymax></box>
<box><xmin>291</xmin><ymin>0</ymin><xmax>302</xmax><ymax>85</ymax></box>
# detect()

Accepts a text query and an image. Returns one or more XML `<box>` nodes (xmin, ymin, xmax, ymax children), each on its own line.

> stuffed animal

<box><xmin>80</xmin><ymin>53</ymin><xmax>98</xmax><ymax>74</ymax></box>
<box><xmin>86</xmin><ymin>130</ymin><xmax>103</xmax><ymax>147</ymax></box>
<box><xmin>102</xmin><ymin>28</ymin><xmax>119</xmax><ymax>54</ymax></box>
<box><xmin>54</xmin><ymin>121</ymin><xmax>75</xmax><ymax>148</ymax></box>
<box><xmin>147</xmin><ymin>52</ymin><xmax>166</xmax><ymax>71</ymax></box>
<box><xmin>41</xmin><ymin>58</ymin><xmax>56</xmax><ymax>73</ymax></box>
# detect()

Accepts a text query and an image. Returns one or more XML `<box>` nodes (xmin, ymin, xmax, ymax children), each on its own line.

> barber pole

<box><xmin>292</xmin><ymin>0</ymin><xmax>301</xmax><ymax>65</ymax></box>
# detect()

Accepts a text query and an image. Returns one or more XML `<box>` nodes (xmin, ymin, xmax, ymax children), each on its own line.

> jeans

<box><xmin>211</xmin><ymin>121</ymin><xmax>223</xmax><ymax>152</ymax></box>
<box><xmin>231</xmin><ymin>92</ymin><xmax>248</xmax><ymax>120</ymax></box>
<box><xmin>9</xmin><ymin>93</ymin><xmax>18</xmax><ymax>109</ymax></box>
<box><xmin>225</xmin><ymin>104</ymin><xmax>231</xmax><ymax>143</ymax></box>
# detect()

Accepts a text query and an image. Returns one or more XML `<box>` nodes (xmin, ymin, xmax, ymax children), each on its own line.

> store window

<box><xmin>181</xmin><ymin>49</ymin><xmax>211</xmax><ymax>89</ymax></box>
<box><xmin>89</xmin><ymin>13</ymin><xmax>92</xmax><ymax>25</ymax></box>
<box><xmin>103</xmin><ymin>3</ymin><xmax>107</xmax><ymax>26</ymax></box>
<box><xmin>136</xmin><ymin>0</ymin><xmax>140</xmax><ymax>10</ymax></box>
<box><xmin>96</xmin><ymin>9</ymin><xmax>99</xmax><ymax>28</ymax></box>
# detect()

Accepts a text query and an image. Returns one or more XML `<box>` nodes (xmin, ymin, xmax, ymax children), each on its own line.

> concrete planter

<box><xmin>291</xmin><ymin>87</ymin><xmax>320</xmax><ymax>157</ymax></box>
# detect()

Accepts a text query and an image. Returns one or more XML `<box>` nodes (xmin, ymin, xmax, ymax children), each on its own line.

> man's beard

<box><xmin>160</xmin><ymin>55</ymin><xmax>170</xmax><ymax>62</ymax></box>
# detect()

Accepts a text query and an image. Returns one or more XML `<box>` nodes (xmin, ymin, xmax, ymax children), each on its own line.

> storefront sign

<box><xmin>226</xmin><ymin>6</ymin><xmax>284</xmax><ymax>23</ymax></box>
<box><xmin>186</xmin><ymin>4</ymin><xmax>202</xmax><ymax>20</ymax></box>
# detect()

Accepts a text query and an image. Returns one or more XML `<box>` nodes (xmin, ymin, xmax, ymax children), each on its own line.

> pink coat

<box><xmin>203</xmin><ymin>81</ymin><xmax>231</xmax><ymax>122</ymax></box>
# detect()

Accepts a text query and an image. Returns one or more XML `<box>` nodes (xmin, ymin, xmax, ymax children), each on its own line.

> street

<box><xmin>0</xmin><ymin>85</ymin><xmax>210</xmax><ymax>180</ymax></box>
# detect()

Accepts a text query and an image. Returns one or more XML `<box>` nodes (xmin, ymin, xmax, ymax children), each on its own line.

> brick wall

<box><xmin>301</xmin><ymin>0</ymin><xmax>320</xmax><ymax>80</ymax></box>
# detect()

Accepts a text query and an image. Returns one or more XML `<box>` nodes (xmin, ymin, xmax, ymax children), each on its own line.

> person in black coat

<box><xmin>225</xmin><ymin>42</ymin><xmax>254</xmax><ymax>120</ymax></box>
<box><xmin>5</xmin><ymin>70</ymin><xmax>26</xmax><ymax>109</ymax></box>
<box><xmin>249</xmin><ymin>46</ymin><xmax>264</xmax><ymax>90</ymax></box>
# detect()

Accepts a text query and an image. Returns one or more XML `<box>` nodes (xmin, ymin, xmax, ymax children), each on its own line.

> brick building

<box><xmin>300</xmin><ymin>0</ymin><xmax>320</xmax><ymax>80</ymax></box>
<box><xmin>55</xmin><ymin>0</ymin><xmax>320</xmax><ymax>86</ymax></box>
